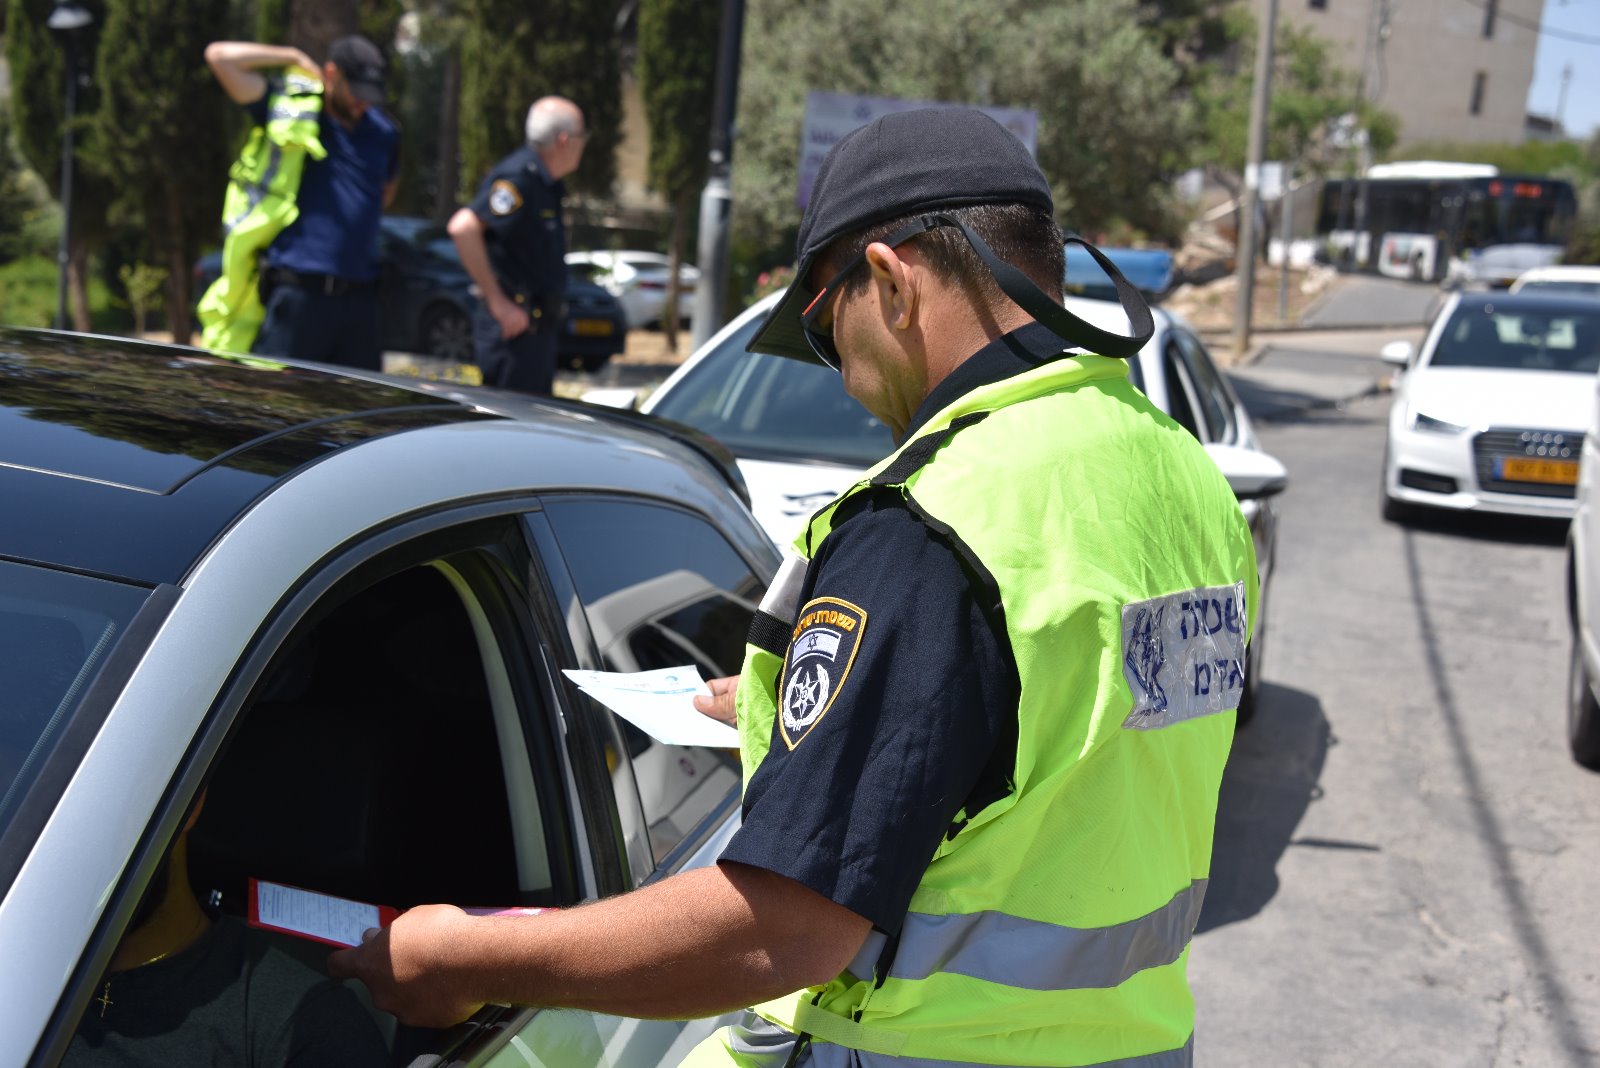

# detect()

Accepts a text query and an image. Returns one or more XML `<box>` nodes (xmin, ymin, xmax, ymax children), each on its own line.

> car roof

<box><xmin>1449</xmin><ymin>291</ymin><xmax>1600</xmax><ymax>315</ymax></box>
<box><xmin>1514</xmin><ymin>265</ymin><xmax>1600</xmax><ymax>283</ymax></box>
<box><xmin>0</xmin><ymin>330</ymin><xmax>742</xmax><ymax>587</ymax></box>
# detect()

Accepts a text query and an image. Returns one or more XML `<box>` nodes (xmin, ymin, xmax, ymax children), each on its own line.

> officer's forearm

<box><xmin>447</xmin><ymin>210</ymin><xmax>508</xmax><ymax>306</ymax></box>
<box><xmin>205</xmin><ymin>42</ymin><xmax>314</xmax><ymax>104</ymax></box>
<box><xmin>447</xmin><ymin>862</ymin><xmax>869</xmax><ymax>1020</ymax></box>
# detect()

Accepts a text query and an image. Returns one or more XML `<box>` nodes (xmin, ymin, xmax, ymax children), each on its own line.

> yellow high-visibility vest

<box><xmin>197</xmin><ymin>67</ymin><xmax>326</xmax><ymax>354</ymax></box>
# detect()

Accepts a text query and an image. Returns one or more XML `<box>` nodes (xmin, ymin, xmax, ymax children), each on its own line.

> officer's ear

<box><xmin>864</xmin><ymin>241</ymin><xmax>918</xmax><ymax>332</ymax></box>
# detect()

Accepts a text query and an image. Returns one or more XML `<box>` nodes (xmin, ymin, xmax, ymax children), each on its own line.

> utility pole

<box><xmin>1556</xmin><ymin>62</ymin><xmax>1573</xmax><ymax>132</ymax></box>
<box><xmin>691</xmin><ymin>0</ymin><xmax>746</xmax><ymax>352</ymax></box>
<box><xmin>1278</xmin><ymin>165</ymin><xmax>1294</xmax><ymax>324</ymax></box>
<box><xmin>1232</xmin><ymin>0</ymin><xmax>1278</xmax><ymax>360</ymax></box>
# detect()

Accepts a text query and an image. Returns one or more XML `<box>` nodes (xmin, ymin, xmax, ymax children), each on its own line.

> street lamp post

<box><xmin>48</xmin><ymin>1</ymin><xmax>93</xmax><ymax>332</ymax></box>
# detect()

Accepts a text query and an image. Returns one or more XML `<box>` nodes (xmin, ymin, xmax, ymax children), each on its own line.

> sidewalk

<box><xmin>1224</xmin><ymin>326</ymin><xmax>1420</xmax><ymax>423</ymax></box>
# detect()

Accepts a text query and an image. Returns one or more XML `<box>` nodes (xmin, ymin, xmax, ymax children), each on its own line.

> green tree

<box><xmin>638</xmin><ymin>0</ymin><xmax>720</xmax><ymax>347</ymax></box>
<box><xmin>89</xmin><ymin>0</ymin><xmax>234</xmax><ymax>341</ymax></box>
<box><xmin>1190</xmin><ymin>12</ymin><xmax>1398</xmax><ymax>190</ymax></box>
<box><xmin>457</xmin><ymin>0</ymin><xmax>622</xmax><ymax>202</ymax></box>
<box><xmin>734</xmin><ymin>0</ymin><xmax>1196</xmax><ymax>259</ymax></box>
<box><xmin>0</xmin><ymin>108</ymin><xmax>53</xmax><ymax>264</ymax></box>
<box><xmin>4</xmin><ymin>0</ymin><xmax>115</xmax><ymax>328</ymax></box>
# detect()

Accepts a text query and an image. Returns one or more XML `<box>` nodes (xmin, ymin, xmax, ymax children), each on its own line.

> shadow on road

<box><xmin>1388</xmin><ymin>507</ymin><xmax>1569</xmax><ymax>548</ymax></box>
<box><xmin>1229</xmin><ymin>375</ymin><xmax>1384</xmax><ymax>426</ymax></box>
<box><xmin>1198</xmin><ymin>681</ymin><xmax>1333</xmax><ymax>934</ymax></box>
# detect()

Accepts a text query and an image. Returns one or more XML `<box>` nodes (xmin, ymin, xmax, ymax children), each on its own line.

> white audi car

<box><xmin>1381</xmin><ymin>291</ymin><xmax>1600</xmax><ymax>522</ymax></box>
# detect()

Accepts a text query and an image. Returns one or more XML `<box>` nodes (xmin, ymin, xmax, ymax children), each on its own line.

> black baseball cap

<box><xmin>748</xmin><ymin>106</ymin><xmax>1152</xmax><ymax>366</ymax></box>
<box><xmin>328</xmin><ymin>35</ymin><xmax>386</xmax><ymax>105</ymax></box>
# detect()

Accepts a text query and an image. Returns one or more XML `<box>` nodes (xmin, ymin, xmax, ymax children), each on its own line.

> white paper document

<box><xmin>562</xmin><ymin>666</ymin><xmax>740</xmax><ymax>748</ymax></box>
<box><xmin>254</xmin><ymin>880</ymin><xmax>381</xmax><ymax>948</ymax></box>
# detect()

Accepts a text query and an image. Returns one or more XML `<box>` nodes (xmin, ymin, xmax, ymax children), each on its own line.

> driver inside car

<box><xmin>64</xmin><ymin>790</ymin><xmax>390</xmax><ymax>1067</ymax></box>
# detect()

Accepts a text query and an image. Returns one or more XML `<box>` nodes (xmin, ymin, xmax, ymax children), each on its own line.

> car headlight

<box><xmin>1408</xmin><ymin>408</ymin><xmax>1469</xmax><ymax>435</ymax></box>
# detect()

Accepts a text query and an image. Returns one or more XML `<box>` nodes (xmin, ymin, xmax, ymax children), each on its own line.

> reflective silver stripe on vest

<box><xmin>801</xmin><ymin>1035</ymin><xmax>1195</xmax><ymax>1068</ymax></box>
<box><xmin>724</xmin><ymin>1011</ymin><xmax>803</xmax><ymax>1063</ymax></box>
<box><xmin>759</xmin><ymin>548</ymin><xmax>808</xmax><ymax>623</ymax></box>
<box><xmin>867</xmin><ymin>880</ymin><xmax>1206</xmax><ymax>992</ymax></box>
<box><xmin>224</xmin><ymin>142</ymin><xmax>283</xmax><ymax>236</ymax></box>
<box><xmin>267</xmin><ymin>102</ymin><xmax>319</xmax><ymax>124</ymax></box>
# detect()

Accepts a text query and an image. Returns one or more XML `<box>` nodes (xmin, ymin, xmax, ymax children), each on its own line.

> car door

<box><xmin>32</xmin><ymin>506</ymin><xmax>636</xmax><ymax>1067</ymax></box>
<box><xmin>480</xmin><ymin>495</ymin><xmax>772</xmax><ymax>1068</ymax></box>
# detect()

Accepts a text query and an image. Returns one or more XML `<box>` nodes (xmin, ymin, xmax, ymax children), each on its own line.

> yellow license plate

<box><xmin>1498</xmin><ymin>457</ymin><xmax>1579</xmax><ymax>485</ymax></box>
<box><xmin>572</xmin><ymin>318</ymin><xmax>614</xmax><ymax>337</ymax></box>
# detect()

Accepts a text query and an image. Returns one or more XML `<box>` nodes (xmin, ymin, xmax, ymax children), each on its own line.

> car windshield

<box><xmin>1428</xmin><ymin>302</ymin><xmax>1600</xmax><ymax>373</ymax></box>
<box><xmin>0</xmin><ymin>561</ymin><xmax>149</xmax><ymax>844</ymax></box>
<box><xmin>1517</xmin><ymin>280</ymin><xmax>1600</xmax><ymax>298</ymax></box>
<box><xmin>648</xmin><ymin>314</ymin><xmax>898</xmax><ymax>467</ymax></box>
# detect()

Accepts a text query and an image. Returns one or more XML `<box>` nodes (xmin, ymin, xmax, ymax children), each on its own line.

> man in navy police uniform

<box><xmin>205</xmin><ymin>35</ymin><xmax>401</xmax><ymax>370</ymax></box>
<box><xmin>448</xmin><ymin>97</ymin><xmax>588</xmax><ymax>396</ymax></box>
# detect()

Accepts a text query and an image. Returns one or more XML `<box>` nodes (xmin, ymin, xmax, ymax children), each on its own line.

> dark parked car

<box><xmin>0</xmin><ymin>329</ymin><xmax>768</xmax><ymax>1063</ymax></box>
<box><xmin>194</xmin><ymin>215</ymin><xmax>628</xmax><ymax>373</ymax></box>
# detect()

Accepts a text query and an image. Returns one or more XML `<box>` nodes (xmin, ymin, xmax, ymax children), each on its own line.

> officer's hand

<box><xmin>693</xmin><ymin>676</ymin><xmax>738</xmax><ymax>727</ymax></box>
<box><xmin>288</xmin><ymin>48</ymin><xmax>317</xmax><ymax>74</ymax></box>
<box><xmin>490</xmin><ymin>295</ymin><xmax>531</xmax><ymax>340</ymax></box>
<box><xmin>328</xmin><ymin>904</ymin><xmax>486</xmax><ymax>1029</ymax></box>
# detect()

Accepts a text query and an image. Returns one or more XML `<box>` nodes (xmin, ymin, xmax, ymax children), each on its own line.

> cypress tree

<box><xmin>638</xmin><ymin>0</ymin><xmax>719</xmax><ymax>345</ymax></box>
<box><xmin>458</xmin><ymin>0</ymin><xmax>621</xmax><ymax>202</ymax></box>
<box><xmin>89</xmin><ymin>0</ymin><xmax>234</xmax><ymax>341</ymax></box>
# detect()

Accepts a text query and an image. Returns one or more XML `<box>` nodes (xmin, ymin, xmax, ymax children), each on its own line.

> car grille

<box><xmin>1472</xmin><ymin>427</ymin><xmax>1583</xmax><ymax>499</ymax></box>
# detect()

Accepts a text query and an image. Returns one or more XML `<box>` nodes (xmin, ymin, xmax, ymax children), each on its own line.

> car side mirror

<box><xmin>1380</xmin><ymin>340</ymin><xmax>1414</xmax><ymax>368</ymax></box>
<box><xmin>1205</xmin><ymin>443</ymin><xmax>1288</xmax><ymax>501</ymax></box>
<box><xmin>581</xmin><ymin>387</ymin><xmax>640</xmax><ymax>411</ymax></box>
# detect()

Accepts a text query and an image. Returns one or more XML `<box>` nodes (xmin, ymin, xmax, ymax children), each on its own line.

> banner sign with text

<box><xmin>797</xmin><ymin>91</ymin><xmax>1039</xmax><ymax>209</ymax></box>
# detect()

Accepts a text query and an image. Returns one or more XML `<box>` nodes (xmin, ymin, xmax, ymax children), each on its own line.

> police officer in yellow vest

<box><xmin>330</xmin><ymin>107</ymin><xmax>1257</xmax><ymax>1068</ymax></box>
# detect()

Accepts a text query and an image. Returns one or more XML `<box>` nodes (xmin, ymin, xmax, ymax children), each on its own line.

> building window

<box><xmin>1470</xmin><ymin>72</ymin><xmax>1487</xmax><ymax>116</ymax></box>
<box><xmin>1309</xmin><ymin>0</ymin><xmax>1326</xmax><ymax>8</ymax></box>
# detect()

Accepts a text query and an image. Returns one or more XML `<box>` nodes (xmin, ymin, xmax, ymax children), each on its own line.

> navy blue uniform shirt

<box><xmin>468</xmin><ymin>146</ymin><xmax>568</xmax><ymax>302</ymax></box>
<box><xmin>721</xmin><ymin>323</ymin><xmax>1075</xmax><ymax>936</ymax></box>
<box><xmin>247</xmin><ymin>86</ymin><xmax>399</xmax><ymax>281</ymax></box>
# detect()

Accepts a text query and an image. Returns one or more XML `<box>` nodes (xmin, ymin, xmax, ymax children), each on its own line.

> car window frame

<box><xmin>33</xmin><ymin>501</ymin><xmax>595</xmax><ymax>1068</ymax></box>
<box><xmin>1170</xmin><ymin>328</ymin><xmax>1240</xmax><ymax>446</ymax></box>
<box><xmin>1161</xmin><ymin>336</ymin><xmax>1209</xmax><ymax>441</ymax></box>
<box><xmin>528</xmin><ymin>491</ymin><xmax>763</xmax><ymax>876</ymax></box>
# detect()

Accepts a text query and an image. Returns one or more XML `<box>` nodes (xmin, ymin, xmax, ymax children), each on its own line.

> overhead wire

<box><xmin>1451</xmin><ymin>0</ymin><xmax>1600</xmax><ymax>47</ymax></box>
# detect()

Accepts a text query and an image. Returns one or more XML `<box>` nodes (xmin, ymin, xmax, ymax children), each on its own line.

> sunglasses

<box><xmin>798</xmin><ymin>217</ymin><xmax>949</xmax><ymax>371</ymax></box>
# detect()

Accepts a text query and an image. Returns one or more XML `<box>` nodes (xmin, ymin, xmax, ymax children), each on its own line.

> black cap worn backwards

<box><xmin>747</xmin><ymin>106</ymin><xmax>1153</xmax><ymax>366</ymax></box>
<box><xmin>748</xmin><ymin>108</ymin><xmax>1051</xmax><ymax>362</ymax></box>
<box><xmin>328</xmin><ymin>35</ymin><xmax>387</xmax><ymax>106</ymax></box>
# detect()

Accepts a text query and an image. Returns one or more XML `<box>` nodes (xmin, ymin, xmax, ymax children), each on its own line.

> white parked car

<box><xmin>1509</xmin><ymin>264</ymin><xmax>1600</xmax><ymax>299</ymax></box>
<box><xmin>1567</xmin><ymin>372</ymin><xmax>1600</xmax><ymax>769</ymax></box>
<box><xmin>566</xmin><ymin>250</ymin><xmax>699</xmax><ymax>331</ymax></box>
<box><xmin>601</xmin><ymin>290</ymin><xmax>1288</xmax><ymax>723</ymax></box>
<box><xmin>1381</xmin><ymin>291</ymin><xmax>1600</xmax><ymax>522</ymax></box>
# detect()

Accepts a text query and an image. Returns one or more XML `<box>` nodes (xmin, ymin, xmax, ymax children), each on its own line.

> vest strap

<box><xmin>746</xmin><ymin>609</ymin><xmax>792</xmax><ymax>658</ymax></box>
<box><xmin>871</xmin><ymin>412</ymin><xmax>991</xmax><ymax>488</ymax></box>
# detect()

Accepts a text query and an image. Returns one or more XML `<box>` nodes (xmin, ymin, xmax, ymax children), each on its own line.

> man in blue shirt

<box><xmin>448</xmin><ymin>97</ymin><xmax>587</xmax><ymax>395</ymax></box>
<box><xmin>205</xmin><ymin>35</ymin><xmax>400</xmax><ymax>370</ymax></box>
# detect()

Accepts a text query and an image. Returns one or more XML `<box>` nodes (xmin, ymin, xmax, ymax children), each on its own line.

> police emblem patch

<box><xmin>488</xmin><ymin>179</ymin><xmax>523</xmax><ymax>216</ymax></box>
<box><xmin>778</xmin><ymin>597</ymin><xmax>867</xmax><ymax>749</ymax></box>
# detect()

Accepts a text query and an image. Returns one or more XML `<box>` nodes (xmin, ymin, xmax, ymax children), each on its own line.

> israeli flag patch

<box><xmin>1121</xmin><ymin>582</ymin><xmax>1248</xmax><ymax>730</ymax></box>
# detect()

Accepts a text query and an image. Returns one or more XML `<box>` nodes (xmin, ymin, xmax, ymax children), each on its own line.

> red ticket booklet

<box><xmin>249</xmin><ymin>879</ymin><xmax>399</xmax><ymax>949</ymax></box>
<box><xmin>248</xmin><ymin>879</ymin><xmax>556</xmax><ymax>948</ymax></box>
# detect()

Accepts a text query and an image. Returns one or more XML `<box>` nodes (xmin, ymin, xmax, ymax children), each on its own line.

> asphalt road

<box><xmin>1196</xmin><ymin>348</ymin><xmax>1600</xmax><ymax>1066</ymax></box>
<box><xmin>1301</xmin><ymin>276</ymin><xmax>1443</xmax><ymax>329</ymax></box>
